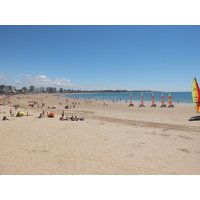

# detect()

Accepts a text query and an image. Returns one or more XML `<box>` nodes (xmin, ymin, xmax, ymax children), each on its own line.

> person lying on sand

<box><xmin>79</xmin><ymin>117</ymin><xmax>84</xmax><ymax>121</ymax></box>
<box><xmin>70</xmin><ymin>116</ymin><xmax>84</xmax><ymax>121</ymax></box>
<box><xmin>2</xmin><ymin>116</ymin><xmax>10</xmax><ymax>121</ymax></box>
<box><xmin>60</xmin><ymin>117</ymin><xmax>65</xmax><ymax>121</ymax></box>
<box><xmin>59</xmin><ymin>116</ymin><xmax>84</xmax><ymax>121</ymax></box>
<box><xmin>38</xmin><ymin>113</ymin><xmax>46</xmax><ymax>118</ymax></box>
<box><xmin>70</xmin><ymin>115</ymin><xmax>77</xmax><ymax>121</ymax></box>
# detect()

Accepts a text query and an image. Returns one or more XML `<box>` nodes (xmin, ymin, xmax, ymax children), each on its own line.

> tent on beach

<box><xmin>16</xmin><ymin>111</ymin><xmax>24</xmax><ymax>117</ymax></box>
<box><xmin>48</xmin><ymin>113</ymin><xmax>55</xmax><ymax>118</ymax></box>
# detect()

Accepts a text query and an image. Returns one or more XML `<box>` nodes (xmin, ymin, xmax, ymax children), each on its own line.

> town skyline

<box><xmin>1</xmin><ymin>83</ymin><xmax>162</xmax><ymax>95</ymax></box>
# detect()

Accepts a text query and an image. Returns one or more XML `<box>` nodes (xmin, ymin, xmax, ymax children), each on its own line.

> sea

<box><xmin>60</xmin><ymin>92</ymin><xmax>193</xmax><ymax>104</ymax></box>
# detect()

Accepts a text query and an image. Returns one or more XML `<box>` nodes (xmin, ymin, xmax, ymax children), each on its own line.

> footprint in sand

<box><xmin>180</xmin><ymin>148</ymin><xmax>189</xmax><ymax>153</ymax></box>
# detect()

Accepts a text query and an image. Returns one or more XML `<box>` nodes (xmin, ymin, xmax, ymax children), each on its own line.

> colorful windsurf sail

<box><xmin>130</xmin><ymin>93</ymin><xmax>132</xmax><ymax>104</ymax></box>
<box><xmin>192</xmin><ymin>78</ymin><xmax>200</xmax><ymax>113</ymax></box>
<box><xmin>140</xmin><ymin>93</ymin><xmax>144</xmax><ymax>104</ymax></box>
<box><xmin>152</xmin><ymin>93</ymin><xmax>155</xmax><ymax>104</ymax></box>
<box><xmin>161</xmin><ymin>93</ymin><xmax>165</xmax><ymax>105</ymax></box>
<box><xmin>168</xmin><ymin>93</ymin><xmax>172</xmax><ymax>105</ymax></box>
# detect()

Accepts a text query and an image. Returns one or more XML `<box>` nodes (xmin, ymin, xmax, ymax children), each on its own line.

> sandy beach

<box><xmin>0</xmin><ymin>93</ymin><xmax>200</xmax><ymax>175</ymax></box>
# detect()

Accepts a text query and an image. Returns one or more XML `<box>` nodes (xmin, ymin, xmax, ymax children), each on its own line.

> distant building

<box><xmin>40</xmin><ymin>87</ymin><xmax>45</xmax><ymax>93</ymax></box>
<box><xmin>35</xmin><ymin>88</ymin><xmax>40</xmax><ymax>93</ymax></box>
<box><xmin>30</xmin><ymin>86</ymin><xmax>35</xmax><ymax>92</ymax></box>
<box><xmin>0</xmin><ymin>85</ymin><xmax>6</xmax><ymax>93</ymax></box>
<box><xmin>46</xmin><ymin>87</ymin><xmax>57</xmax><ymax>93</ymax></box>
<box><xmin>59</xmin><ymin>88</ymin><xmax>64</xmax><ymax>93</ymax></box>
<box><xmin>46</xmin><ymin>87</ymin><xmax>51</xmax><ymax>93</ymax></box>
<box><xmin>51</xmin><ymin>87</ymin><xmax>57</xmax><ymax>93</ymax></box>
<box><xmin>0</xmin><ymin>85</ymin><xmax>16</xmax><ymax>94</ymax></box>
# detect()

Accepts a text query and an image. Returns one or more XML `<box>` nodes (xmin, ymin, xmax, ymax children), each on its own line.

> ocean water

<box><xmin>61</xmin><ymin>92</ymin><xmax>193</xmax><ymax>104</ymax></box>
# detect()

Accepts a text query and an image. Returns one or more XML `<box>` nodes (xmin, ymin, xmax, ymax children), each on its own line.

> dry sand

<box><xmin>0</xmin><ymin>93</ymin><xmax>200</xmax><ymax>175</ymax></box>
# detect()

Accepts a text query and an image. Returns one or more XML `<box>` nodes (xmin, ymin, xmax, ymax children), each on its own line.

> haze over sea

<box><xmin>61</xmin><ymin>91</ymin><xmax>193</xmax><ymax>104</ymax></box>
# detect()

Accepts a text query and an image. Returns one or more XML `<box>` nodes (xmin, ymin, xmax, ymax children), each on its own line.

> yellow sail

<box><xmin>192</xmin><ymin>78</ymin><xmax>200</xmax><ymax>113</ymax></box>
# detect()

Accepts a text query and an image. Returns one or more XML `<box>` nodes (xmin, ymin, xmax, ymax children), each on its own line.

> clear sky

<box><xmin>0</xmin><ymin>25</ymin><xmax>200</xmax><ymax>91</ymax></box>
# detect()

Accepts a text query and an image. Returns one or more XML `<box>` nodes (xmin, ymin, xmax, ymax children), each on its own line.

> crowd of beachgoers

<box><xmin>0</xmin><ymin>94</ymin><xmax>85</xmax><ymax>121</ymax></box>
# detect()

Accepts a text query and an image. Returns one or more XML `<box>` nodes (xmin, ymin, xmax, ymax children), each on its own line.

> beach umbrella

<box><xmin>17</xmin><ymin>111</ymin><xmax>24</xmax><ymax>117</ymax></box>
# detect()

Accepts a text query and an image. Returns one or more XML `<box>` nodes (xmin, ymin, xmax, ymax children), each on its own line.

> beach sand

<box><xmin>0</xmin><ymin>94</ymin><xmax>200</xmax><ymax>175</ymax></box>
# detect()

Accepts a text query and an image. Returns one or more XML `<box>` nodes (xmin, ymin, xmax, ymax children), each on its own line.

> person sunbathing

<box><xmin>70</xmin><ymin>115</ymin><xmax>78</xmax><ymax>121</ymax></box>
<box><xmin>60</xmin><ymin>116</ymin><xmax>65</xmax><ymax>121</ymax></box>
<box><xmin>79</xmin><ymin>117</ymin><xmax>84</xmax><ymax>121</ymax></box>
<box><xmin>2</xmin><ymin>116</ymin><xmax>9</xmax><ymax>121</ymax></box>
<box><xmin>39</xmin><ymin>113</ymin><xmax>45</xmax><ymax>118</ymax></box>
<box><xmin>65</xmin><ymin>116</ymin><xmax>70</xmax><ymax>121</ymax></box>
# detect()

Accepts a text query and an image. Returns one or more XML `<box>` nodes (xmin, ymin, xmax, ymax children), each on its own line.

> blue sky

<box><xmin>0</xmin><ymin>25</ymin><xmax>200</xmax><ymax>91</ymax></box>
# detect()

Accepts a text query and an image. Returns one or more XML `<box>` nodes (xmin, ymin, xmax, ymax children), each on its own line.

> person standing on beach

<box><xmin>62</xmin><ymin>110</ymin><xmax>64</xmax><ymax>118</ymax></box>
<box><xmin>10</xmin><ymin>109</ymin><xmax>12</xmax><ymax>116</ymax></box>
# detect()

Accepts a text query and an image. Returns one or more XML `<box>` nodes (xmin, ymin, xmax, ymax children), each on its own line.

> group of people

<box><xmin>38</xmin><ymin>111</ymin><xmax>48</xmax><ymax>118</ymax></box>
<box><xmin>60</xmin><ymin>115</ymin><xmax>84</xmax><ymax>121</ymax></box>
<box><xmin>59</xmin><ymin>110</ymin><xmax>84</xmax><ymax>121</ymax></box>
<box><xmin>2</xmin><ymin>96</ymin><xmax>85</xmax><ymax>122</ymax></box>
<box><xmin>65</xmin><ymin>105</ymin><xmax>76</xmax><ymax>109</ymax></box>
<box><xmin>38</xmin><ymin>110</ymin><xmax>85</xmax><ymax>121</ymax></box>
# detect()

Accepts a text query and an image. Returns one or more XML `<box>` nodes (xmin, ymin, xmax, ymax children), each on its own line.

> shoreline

<box><xmin>59</xmin><ymin>95</ymin><xmax>193</xmax><ymax>105</ymax></box>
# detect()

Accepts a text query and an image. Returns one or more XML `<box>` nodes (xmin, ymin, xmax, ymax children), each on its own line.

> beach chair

<box><xmin>151</xmin><ymin>104</ymin><xmax>157</xmax><ymax>107</ymax></box>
